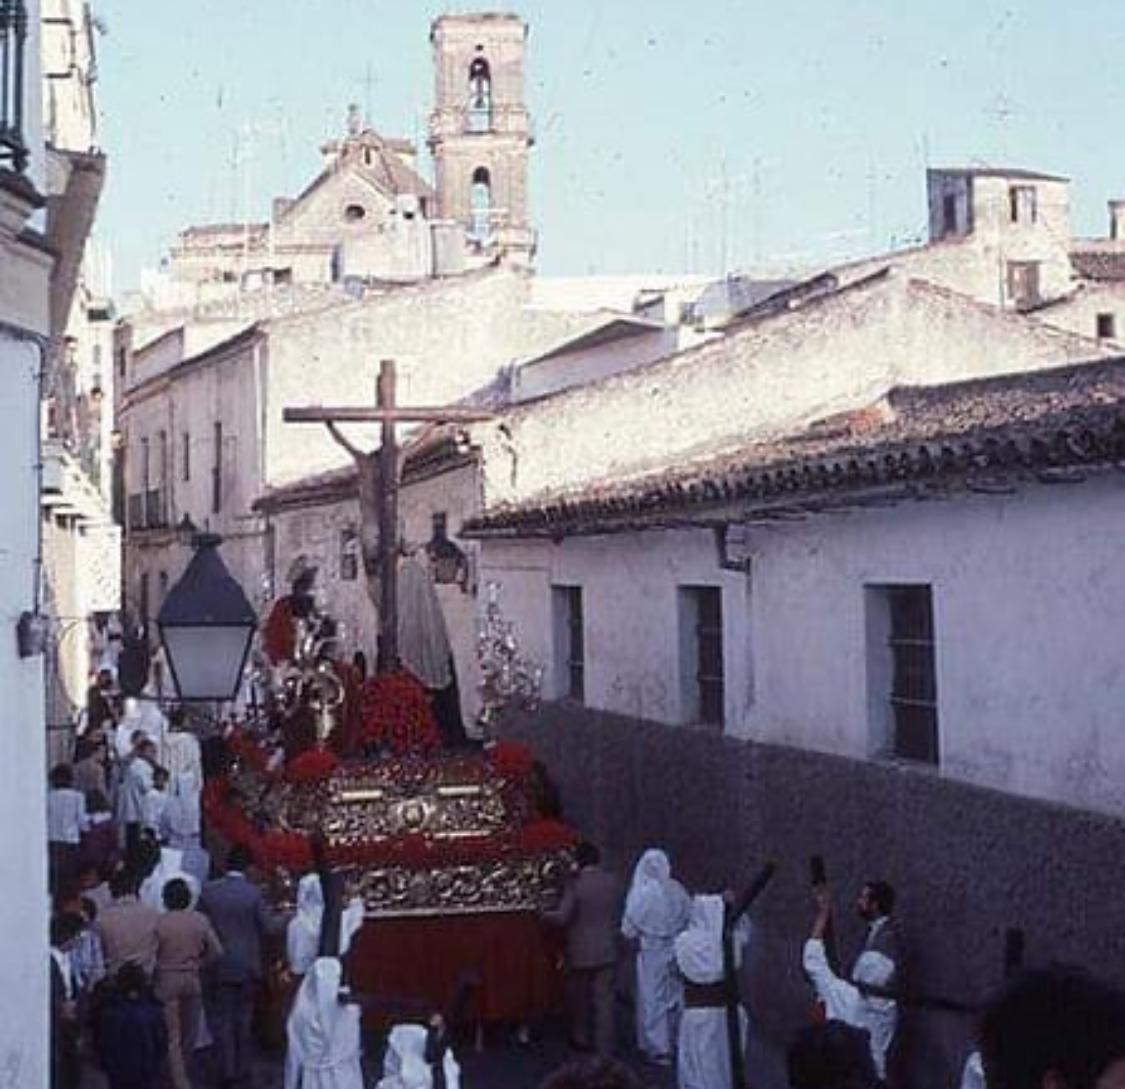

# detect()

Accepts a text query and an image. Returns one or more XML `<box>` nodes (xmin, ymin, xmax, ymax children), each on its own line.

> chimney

<box><xmin>1110</xmin><ymin>200</ymin><xmax>1125</xmax><ymax>241</ymax></box>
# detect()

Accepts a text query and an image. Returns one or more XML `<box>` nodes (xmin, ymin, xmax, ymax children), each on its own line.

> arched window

<box><xmin>468</xmin><ymin>57</ymin><xmax>492</xmax><ymax>132</ymax></box>
<box><xmin>470</xmin><ymin>167</ymin><xmax>492</xmax><ymax>242</ymax></box>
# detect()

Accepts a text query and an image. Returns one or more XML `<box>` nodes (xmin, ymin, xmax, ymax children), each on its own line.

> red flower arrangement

<box><xmin>285</xmin><ymin>747</ymin><xmax>340</xmax><ymax>784</ymax></box>
<box><xmin>360</xmin><ymin>671</ymin><xmax>440</xmax><ymax>755</ymax></box>
<box><xmin>226</xmin><ymin>727</ymin><xmax>272</xmax><ymax>775</ymax></box>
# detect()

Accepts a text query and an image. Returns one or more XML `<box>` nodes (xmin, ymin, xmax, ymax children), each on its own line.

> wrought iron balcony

<box><xmin>0</xmin><ymin>1</ymin><xmax>28</xmax><ymax>173</ymax></box>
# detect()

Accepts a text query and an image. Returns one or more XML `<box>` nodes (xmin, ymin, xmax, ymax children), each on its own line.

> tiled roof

<box><xmin>927</xmin><ymin>166</ymin><xmax>1069</xmax><ymax>183</ymax></box>
<box><xmin>463</xmin><ymin>356</ymin><xmax>1125</xmax><ymax>538</ymax></box>
<box><xmin>1070</xmin><ymin>250</ymin><xmax>1125</xmax><ymax>282</ymax></box>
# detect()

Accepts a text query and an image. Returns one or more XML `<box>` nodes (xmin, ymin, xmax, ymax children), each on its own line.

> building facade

<box><xmin>0</xmin><ymin>2</ymin><xmax>56</xmax><ymax>1083</ymax></box>
<box><xmin>465</xmin><ymin>357</ymin><xmax>1125</xmax><ymax>1089</ymax></box>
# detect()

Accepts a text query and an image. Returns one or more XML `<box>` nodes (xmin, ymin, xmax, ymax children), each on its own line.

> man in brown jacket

<box><xmin>543</xmin><ymin>841</ymin><xmax>622</xmax><ymax>1057</ymax></box>
<box><xmin>95</xmin><ymin>866</ymin><xmax>160</xmax><ymax>977</ymax></box>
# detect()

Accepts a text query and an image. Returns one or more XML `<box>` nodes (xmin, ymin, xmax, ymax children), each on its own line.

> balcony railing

<box><xmin>0</xmin><ymin>1</ymin><xmax>29</xmax><ymax>173</ymax></box>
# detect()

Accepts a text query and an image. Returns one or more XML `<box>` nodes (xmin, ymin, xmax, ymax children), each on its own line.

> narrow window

<box><xmin>470</xmin><ymin>167</ymin><xmax>492</xmax><ymax>242</ymax></box>
<box><xmin>339</xmin><ymin>526</ymin><xmax>358</xmax><ymax>581</ymax></box>
<box><xmin>141</xmin><ymin>436</ymin><xmax>150</xmax><ymax>490</ymax></box>
<box><xmin>468</xmin><ymin>57</ymin><xmax>492</xmax><ymax>132</ymax></box>
<box><xmin>1009</xmin><ymin>185</ymin><xmax>1037</xmax><ymax>225</ymax></box>
<box><xmin>182</xmin><ymin>431</ymin><xmax>190</xmax><ymax>482</ymax></box>
<box><xmin>552</xmin><ymin>586</ymin><xmax>584</xmax><ymax>702</ymax></box>
<box><xmin>1097</xmin><ymin>312</ymin><xmax>1116</xmax><ymax>340</ymax></box>
<box><xmin>679</xmin><ymin>586</ymin><xmax>724</xmax><ymax>727</ymax></box>
<box><xmin>158</xmin><ymin>570</ymin><xmax>169</xmax><ymax>603</ymax></box>
<box><xmin>212</xmin><ymin>421</ymin><xmax>222</xmax><ymax>514</ymax></box>
<box><xmin>867</xmin><ymin>584</ymin><xmax>939</xmax><ymax>764</ymax></box>
<box><xmin>117</xmin><ymin>345</ymin><xmax>126</xmax><ymax>378</ymax></box>
<box><xmin>942</xmin><ymin>193</ymin><xmax>958</xmax><ymax>236</ymax></box>
<box><xmin>1006</xmin><ymin>260</ymin><xmax>1041</xmax><ymax>308</ymax></box>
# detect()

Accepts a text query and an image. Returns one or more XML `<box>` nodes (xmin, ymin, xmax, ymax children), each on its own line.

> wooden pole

<box><xmin>377</xmin><ymin>359</ymin><xmax>398</xmax><ymax>672</ymax></box>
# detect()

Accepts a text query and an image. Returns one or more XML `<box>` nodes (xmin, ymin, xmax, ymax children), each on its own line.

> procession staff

<box><xmin>723</xmin><ymin>862</ymin><xmax>777</xmax><ymax>1089</ymax></box>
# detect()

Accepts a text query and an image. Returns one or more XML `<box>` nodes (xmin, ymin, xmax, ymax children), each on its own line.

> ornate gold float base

<box><xmin>346</xmin><ymin>851</ymin><xmax>572</xmax><ymax>918</ymax></box>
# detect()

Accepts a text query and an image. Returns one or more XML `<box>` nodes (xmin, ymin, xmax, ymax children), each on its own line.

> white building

<box><xmin>39</xmin><ymin>0</ymin><xmax>114</xmax><ymax>748</ymax></box>
<box><xmin>0</xmin><ymin>1</ymin><xmax>57</xmax><ymax>1083</ymax></box>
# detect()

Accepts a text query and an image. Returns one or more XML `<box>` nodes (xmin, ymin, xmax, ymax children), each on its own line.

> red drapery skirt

<box><xmin>349</xmin><ymin>911</ymin><xmax>565</xmax><ymax>1024</ymax></box>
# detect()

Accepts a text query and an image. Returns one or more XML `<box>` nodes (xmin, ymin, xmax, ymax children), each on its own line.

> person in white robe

<box><xmin>673</xmin><ymin>893</ymin><xmax>753</xmax><ymax>1089</ymax></box>
<box><xmin>621</xmin><ymin>847</ymin><xmax>691</xmax><ymax>1063</ymax></box>
<box><xmin>284</xmin><ymin>957</ymin><xmax>364</xmax><ymax>1089</ymax></box>
<box><xmin>286</xmin><ymin>873</ymin><xmax>366</xmax><ymax>978</ymax></box>
<box><xmin>160</xmin><ymin>770</ymin><xmax>210</xmax><ymax>885</ymax></box>
<box><xmin>803</xmin><ymin>887</ymin><xmax>897</xmax><ymax>1081</ymax></box>
<box><xmin>378</xmin><ymin>1022</ymin><xmax>460</xmax><ymax>1089</ymax></box>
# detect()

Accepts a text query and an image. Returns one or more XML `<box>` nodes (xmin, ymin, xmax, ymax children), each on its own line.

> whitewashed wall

<box><xmin>0</xmin><ymin>4</ymin><xmax>52</xmax><ymax>1077</ymax></box>
<box><xmin>481</xmin><ymin>474</ymin><xmax>1125</xmax><ymax>819</ymax></box>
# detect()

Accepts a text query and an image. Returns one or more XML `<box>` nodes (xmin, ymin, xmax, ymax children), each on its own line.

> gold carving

<box><xmin>347</xmin><ymin>852</ymin><xmax>573</xmax><ymax>918</ymax></box>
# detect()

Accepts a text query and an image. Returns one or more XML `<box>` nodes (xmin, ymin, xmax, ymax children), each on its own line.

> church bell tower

<box><xmin>428</xmin><ymin>13</ymin><xmax>535</xmax><ymax>266</ymax></box>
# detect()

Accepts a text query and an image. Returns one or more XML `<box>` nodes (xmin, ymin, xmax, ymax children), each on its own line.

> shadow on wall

<box><xmin>505</xmin><ymin>703</ymin><xmax>1125</xmax><ymax>1089</ymax></box>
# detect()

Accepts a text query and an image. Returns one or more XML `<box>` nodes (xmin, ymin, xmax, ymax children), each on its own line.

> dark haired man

<box><xmin>199</xmin><ymin>845</ymin><xmax>284</xmax><ymax>1088</ymax></box>
<box><xmin>788</xmin><ymin>1020</ymin><xmax>879</xmax><ymax>1089</ymax></box>
<box><xmin>855</xmin><ymin>880</ymin><xmax>901</xmax><ymax>981</ymax></box>
<box><xmin>978</xmin><ymin>967</ymin><xmax>1125</xmax><ymax>1089</ymax></box>
<box><xmin>96</xmin><ymin>865</ymin><xmax>160</xmax><ymax>977</ymax></box>
<box><xmin>155</xmin><ymin>878</ymin><xmax>223</xmax><ymax>1089</ymax></box>
<box><xmin>543</xmin><ymin>842</ymin><xmax>622</xmax><ymax>1057</ymax></box>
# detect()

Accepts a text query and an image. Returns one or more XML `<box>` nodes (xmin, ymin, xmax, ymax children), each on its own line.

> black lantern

<box><xmin>157</xmin><ymin>533</ymin><xmax>257</xmax><ymax>702</ymax></box>
<box><xmin>426</xmin><ymin>512</ymin><xmax>469</xmax><ymax>589</ymax></box>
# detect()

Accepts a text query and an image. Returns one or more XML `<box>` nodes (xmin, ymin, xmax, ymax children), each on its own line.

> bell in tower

<box><xmin>428</xmin><ymin>13</ymin><xmax>536</xmax><ymax>267</ymax></box>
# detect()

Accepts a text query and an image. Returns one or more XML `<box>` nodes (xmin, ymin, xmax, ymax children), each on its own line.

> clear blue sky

<box><xmin>93</xmin><ymin>0</ymin><xmax>1125</xmax><ymax>291</ymax></box>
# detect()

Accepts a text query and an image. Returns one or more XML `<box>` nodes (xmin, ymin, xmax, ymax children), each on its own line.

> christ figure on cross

<box><xmin>282</xmin><ymin>358</ymin><xmax>492</xmax><ymax>700</ymax></box>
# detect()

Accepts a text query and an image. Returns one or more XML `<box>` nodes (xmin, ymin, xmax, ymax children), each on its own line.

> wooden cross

<box><xmin>282</xmin><ymin>358</ymin><xmax>492</xmax><ymax>672</ymax></box>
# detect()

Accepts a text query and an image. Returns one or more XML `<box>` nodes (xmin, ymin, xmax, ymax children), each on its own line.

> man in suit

<box><xmin>854</xmin><ymin>880</ymin><xmax>901</xmax><ymax>985</ymax></box>
<box><xmin>198</xmin><ymin>845</ymin><xmax>284</xmax><ymax>1088</ymax></box>
<box><xmin>543</xmin><ymin>841</ymin><xmax>622</xmax><ymax>1057</ymax></box>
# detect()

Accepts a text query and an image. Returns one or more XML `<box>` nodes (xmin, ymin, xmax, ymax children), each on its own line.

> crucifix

<box><xmin>282</xmin><ymin>358</ymin><xmax>492</xmax><ymax>672</ymax></box>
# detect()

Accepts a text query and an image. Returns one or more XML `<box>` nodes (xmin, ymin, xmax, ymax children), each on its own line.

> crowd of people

<box><xmin>541</xmin><ymin>842</ymin><xmax>1125</xmax><ymax>1089</ymax></box>
<box><xmin>43</xmin><ymin>668</ymin><xmax>1125</xmax><ymax>1089</ymax></box>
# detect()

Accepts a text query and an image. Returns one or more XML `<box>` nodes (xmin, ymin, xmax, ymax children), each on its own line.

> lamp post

<box><xmin>157</xmin><ymin>532</ymin><xmax>257</xmax><ymax>703</ymax></box>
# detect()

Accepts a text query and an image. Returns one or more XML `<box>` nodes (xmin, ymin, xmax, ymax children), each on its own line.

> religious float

<box><xmin>202</xmin><ymin>550</ymin><xmax>576</xmax><ymax>1028</ymax></box>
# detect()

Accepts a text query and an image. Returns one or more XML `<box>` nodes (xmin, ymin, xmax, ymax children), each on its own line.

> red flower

<box><xmin>285</xmin><ymin>747</ymin><xmax>339</xmax><ymax>784</ymax></box>
<box><xmin>489</xmin><ymin>740</ymin><xmax>534</xmax><ymax>781</ymax></box>
<box><xmin>359</xmin><ymin>671</ymin><xmax>441</xmax><ymax>755</ymax></box>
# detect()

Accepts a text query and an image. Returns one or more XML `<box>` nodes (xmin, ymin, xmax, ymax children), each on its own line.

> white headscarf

<box><xmin>287</xmin><ymin>874</ymin><xmax>366</xmax><ymax>977</ymax></box>
<box><xmin>673</xmin><ymin>894</ymin><xmax>727</xmax><ymax>984</ymax></box>
<box><xmin>380</xmin><ymin>1023</ymin><xmax>461</xmax><ymax>1089</ymax></box>
<box><xmin>623</xmin><ymin>848</ymin><xmax>691</xmax><ymax>941</ymax></box>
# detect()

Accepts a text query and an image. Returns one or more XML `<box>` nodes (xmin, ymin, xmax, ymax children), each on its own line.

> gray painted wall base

<box><xmin>504</xmin><ymin>703</ymin><xmax>1125</xmax><ymax>1089</ymax></box>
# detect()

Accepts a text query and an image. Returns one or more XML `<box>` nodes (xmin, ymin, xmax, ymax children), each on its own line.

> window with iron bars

<box><xmin>0</xmin><ymin>2</ymin><xmax>30</xmax><ymax>174</ymax></box>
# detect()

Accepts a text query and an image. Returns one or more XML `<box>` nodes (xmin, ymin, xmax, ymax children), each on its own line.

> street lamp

<box><xmin>157</xmin><ymin>532</ymin><xmax>257</xmax><ymax>702</ymax></box>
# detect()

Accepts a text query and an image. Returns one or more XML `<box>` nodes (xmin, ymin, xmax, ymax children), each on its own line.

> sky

<box><xmin>92</xmin><ymin>0</ymin><xmax>1125</xmax><ymax>292</ymax></box>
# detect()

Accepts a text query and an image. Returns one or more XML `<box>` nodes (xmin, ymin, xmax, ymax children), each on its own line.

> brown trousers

<box><xmin>156</xmin><ymin>972</ymin><xmax>202</xmax><ymax>1089</ymax></box>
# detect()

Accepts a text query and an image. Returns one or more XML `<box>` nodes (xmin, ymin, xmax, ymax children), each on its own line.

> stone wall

<box><xmin>505</xmin><ymin>704</ymin><xmax>1125</xmax><ymax>1089</ymax></box>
